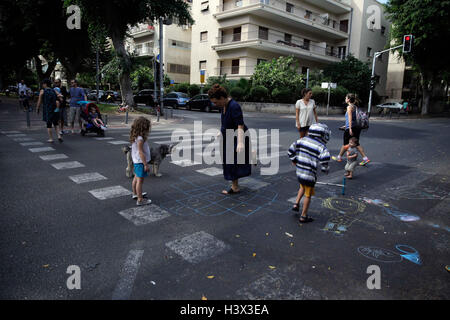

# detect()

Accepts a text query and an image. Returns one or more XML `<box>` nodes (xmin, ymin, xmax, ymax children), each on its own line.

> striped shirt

<box><xmin>287</xmin><ymin>136</ymin><xmax>330</xmax><ymax>187</ymax></box>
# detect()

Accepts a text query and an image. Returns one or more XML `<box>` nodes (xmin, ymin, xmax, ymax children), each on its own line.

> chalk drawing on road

<box><xmin>362</xmin><ymin>198</ymin><xmax>420</xmax><ymax>222</ymax></box>
<box><xmin>322</xmin><ymin>198</ymin><xmax>366</xmax><ymax>235</ymax></box>
<box><xmin>358</xmin><ymin>245</ymin><xmax>422</xmax><ymax>265</ymax></box>
<box><xmin>159</xmin><ymin>176</ymin><xmax>290</xmax><ymax>217</ymax></box>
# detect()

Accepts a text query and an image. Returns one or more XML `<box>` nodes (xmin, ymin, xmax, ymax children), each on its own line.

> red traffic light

<box><xmin>405</xmin><ymin>36</ymin><xmax>410</xmax><ymax>41</ymax></box>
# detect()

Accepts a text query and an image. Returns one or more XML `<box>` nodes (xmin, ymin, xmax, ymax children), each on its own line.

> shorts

<box><xmin>68</xmin><ymin>107</ymin><xmax>81</xmax><ymax>124</ymax></box>
<box><xmin>343</xmin><ymin>127</ymin><xmax>361</xmax><ymax>145</ymax></box>
<box><xmin>133</xmin><ymin>163</ymin><xmax>148</xmax><ymax>178</ymax></box>
<box><xmin>345</xmin><ymin>161</ymin><xmax>358</xmax><ymax>172</ymax></box>
<box><xmin>46</xmin><ymin>113</ymin><xmax>59</xmax><ymax>128</ymax></box>
<box><xmin>301</xmin><ymin>184</ymin><xmax>315</xmax><ymax>197</ymax></box>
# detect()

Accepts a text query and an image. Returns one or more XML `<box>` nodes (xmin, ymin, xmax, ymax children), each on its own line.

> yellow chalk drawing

<box><xmin>322</xmin><ymin>198</ymin><xmax>366</xmax><ymax>235</ymax></box>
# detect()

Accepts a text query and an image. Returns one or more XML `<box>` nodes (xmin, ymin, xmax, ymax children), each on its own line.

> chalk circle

<box><xmin>357</xmin><ymin>246</ymin><xmax>403</xmax><ymax>263</ymax></box>
<box><xmin>323</xmin><ymin>198</ymin><xmax>366</xmax><ymax>215</ymax></box>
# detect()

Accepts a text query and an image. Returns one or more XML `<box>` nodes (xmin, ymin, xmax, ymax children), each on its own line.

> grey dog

<box><xmin>122</xmin><ymin>144</ymin><xmax>176</xmax><ymax>178</ymax></box>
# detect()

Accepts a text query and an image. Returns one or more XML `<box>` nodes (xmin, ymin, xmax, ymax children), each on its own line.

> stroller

<box><xmin>78</xmin><ymin>101</ymin><xmax>106</xmax><ymax>137</ymax></box>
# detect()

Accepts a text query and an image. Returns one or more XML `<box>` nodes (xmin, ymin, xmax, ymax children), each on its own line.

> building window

<box><xmin>200</xmin><ymin>31</ymin><xmax>208</xmax><ymax>42</ymax></box>
<box><xmin>301</xmin><ymin>66</ymin><xmax>308</xmax><ymax>74</ymax></box>
<box><xmin>170</xmin><ymin>39</ymin><xmax>191</xmax><ymax>49</ymax></box>
<box><xmin>233</xmin><ymin>27</ymin><xmax>241</xmax><ymax>42</ymax></box>
<box><xmin>340</xmin><ymin>19</ymin><xmax>349</xmax><ymax>33</ymax></box>
<box><xmin>199</xmin><ymin>60</ymin><xmax>206</xmax><ymax>70</ymax></box>
<box><xmin>260</xmin><ymin>0</ymin><xmax>269</xmax><ymax>4</ymax></box>
<box><xmin>367</xmin><ymin>47</ymin><xmax>372</xmax><ymax>57</ymax></box>
<box><xmin>302</xmin><ymin>39</ymin><xmax>310</xmax><ymax>50</ymax></box>
<box><xmin>235</xmin><ymin>0</ymin><xmax>243</xmax><ymax>7</ymax></box>
<box><xmin>284</xmin><ymin>33</ymin><xmax>292</xmax><ymax>43</ymax></box>
<box><xmin>201</xmin><ymin>1</ymin><xmax>209</xmax><ymax>12</ymax></box>
<box><xmin>168</xmin><ymin>64</ymin><xmax>190</xmax><ymax>74</ymax></box>
<box><xmin>257</xmin><ymin>58</ymin><xmax>267</xmax><ymax>65</ymax></box>
<box><xmin>286</xmin><ymin>3</ymin><xmax>294</xmax><ymax>13</ymax></box>
<box><xmin>326</xmin><ymin>44</ymin><xmax>335</xmax><ymax>56</ymax></box>
<box><xmin>232</xmin><ymin>59</ymin><xmax>240</xmax><ymax>74</ymax></box>
<box><xmin>332</xmin><ymin>20</ymin><xmax>337</xmax><ymax>28</ymax></box>
<box><xmin>305</xmin><ymin>10</ymin><xmax>312</xmax><ymax>19</ymax></box>
<box><xmin>338</xmin><ymin>46</ymin><xmax>346</xmax><ymax>59</ymax></box>
<box><xmin>378</xmin><ymin>53</ymin><xmax>383</xmax><ymax>62</ymax></box>
<box><xmin>381</xmin><ymin>26</ymin><xmax>386</xmax><ymax>35</ymax></box>
<box><xmin>258</xmin><ymin>27</ymin><xmax>268</xmax><ymax>40</ymax></box>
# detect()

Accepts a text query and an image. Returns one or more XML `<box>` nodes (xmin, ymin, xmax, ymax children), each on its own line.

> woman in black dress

<box><xmin>208</xmin><ymin>84</ymin><xmax>251</xmax><ymax>195</ymax></box>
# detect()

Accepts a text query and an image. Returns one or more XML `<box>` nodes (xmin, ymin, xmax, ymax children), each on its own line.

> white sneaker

<box><xmin>100</xmin><ymin>125</ymin><xmax>107</xmax><ymax>130</ymax></box>
<box><xmin>132</xmin><ymin>192</ymin><xmax>147</xmax><ymax>199</ymax></box>
<box><xmin>136</xmin><ymin>199</ymin><xmax>152</xmax><ymax>206</ymax></box>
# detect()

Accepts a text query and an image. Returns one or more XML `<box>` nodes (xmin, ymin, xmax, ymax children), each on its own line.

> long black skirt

<box><xmin>221</xmin><ymin>133</ymin><xmax>252</xmax><ymax>181</ymax></box>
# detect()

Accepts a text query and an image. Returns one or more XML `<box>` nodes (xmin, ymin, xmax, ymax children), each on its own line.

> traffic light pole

<box><xmin>159</xmin><ymin>17</ymin><xmax>164</xmax><ymax>116</ymax></box>
<box><xmin>367</xmin><ymin>44</ymin><xmax>403</xmax><ymax>117</ymax></box>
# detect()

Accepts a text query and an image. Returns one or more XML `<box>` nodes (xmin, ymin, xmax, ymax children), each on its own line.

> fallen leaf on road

<box><xmin>268</xmin><ymin>266</ymin><xmax>276</xmax><ymax>270</ymax></box>
<box><xmin>43</xmin><ymin>264</ymin><xmax>49</xmax><ymax>268</ymax></box>
<box><xmin>266</xmin><ymin>233</ymin><xmax>269</xmax><ymax>236</ymax></box>
<box><xmin>252</xmin><ymin>253</ymin><xmax>256</xmax><ymax>257</ymax></box>
<box><xmin>150</xmin><ymin>281</ymin><xmax>156</xmax><ymax>285</ymax></box>
<box><xmin>285</xmin><ymin>232</ymin><xmax>293</xmax><ymax>238</ymax></box>
<box><xmin>207</xmin><ymin>275</ymin><xmax>215</xmax><ymax>279</ymax></box>
<box><xmin>290</xmin><ymin>243</ymin><xmax>294</xmax><ymax>246</ymax></box>
<box><xmin>201</xmin><ymin>295</ymin><xmax>207</xmax><ymax>300</ymax></box>
<box><xmin>235</xmin><ymin>234</ymin><xmax>240</xmax><ymax>238</ymax></box>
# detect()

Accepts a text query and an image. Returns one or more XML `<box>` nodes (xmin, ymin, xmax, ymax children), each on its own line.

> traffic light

<box><xmin>370</xmin><ymin>75</ymin><xmax>377</xmax><ymax>90</ymax></box>
<box><xmin>403</xmin><ymin>35</ymin><xmax>413</xmax><ymax>53</ymax></box>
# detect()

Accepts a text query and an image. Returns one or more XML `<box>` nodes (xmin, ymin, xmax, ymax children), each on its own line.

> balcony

<box><xmin>215</xmin><ymin>66</ymin><xmax>255</xmax><ymax>78</ymax></box>
<box><xmin>215</xmin><ymin>0</ymin><xmax>349</xmax><ymax>39</ymax></box>
<box><xmin>212</xmin><ymin>31</ymin><xmax>343</xmax><ymax>64</ymax></box>
<box><xmin>129</xmin><ymin>24</ymin><xmax>155</xmax><ymax>38</ymax></box>
<box><xmin>302</xmin><ymin>0</ymin><xmax>351</xmax><ymax>14</ymax></box>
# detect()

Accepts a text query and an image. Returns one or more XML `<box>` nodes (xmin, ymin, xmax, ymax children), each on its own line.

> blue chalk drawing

<box><xmin>362</xmin><ymin>198</ymin><xmax>420</xmax><ymax>222</ymax></box>
<box><xmin>395</xmin><ymin>245</ymin><xmax>422</xmax><ymax>265</ymax></box>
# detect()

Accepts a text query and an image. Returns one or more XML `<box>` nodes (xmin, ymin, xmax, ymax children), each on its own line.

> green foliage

<box><xmin>173</xmin><ymin>82</ymin><xmax>189</xmax><ymax>93</ymax></box>
<box><xmin>207</xmin><ymin>74</ymin><xmax>232</xmax><ymax>93</ymax></box>
<box><xmin>229</xmin><ymin>87</ymin><xmax>245</xmax><ymax>101</ymax></box>
<box><xmin>311</xmin><ymin>86</ymin><xmax>348</xmax><ymax>106</ymax></box>
<box><xmin>271</xmin><ymin>88</ymin><xmax>293</xmax><ymax>104</ymax></box>
<box><xmin>323</xmin><ymin>55</ymin><xmax>371</xmax><ymax>103</ymax></box>
<box><xmin>188</xmin><ymin>84</ymin><xmax>200</xmax><ymax>97</ymax></box>
<box><xmin>248</xmin><ymin>86</ymin><xmax>269</xmax><ymax>102</ymax></box>
<box><xmin>131</xmin><ymin>66</ymin><xmax>154</xmax><ymax>90</ymax></box>
<box><xmin>251</xmin><ymin>56</ymin><xmax>304</xmax><ymax>94</ymax></box>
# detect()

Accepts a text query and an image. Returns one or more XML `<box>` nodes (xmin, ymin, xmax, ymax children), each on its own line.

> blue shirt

<box><xmin>69</xmin><ymin>87</ymin><xmax>85</xmax><ymax>108</ymax></box>
<box><xmin>345</xmin><ymin>106</ymin><xmax>357</xmax><ymax>129</ymax></box>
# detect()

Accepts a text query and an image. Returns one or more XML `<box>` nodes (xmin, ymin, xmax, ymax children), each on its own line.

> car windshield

<box><xmin>178</xmin><ymin>93</ymin><xmax>188</xmax><ymax>98</ymax></box>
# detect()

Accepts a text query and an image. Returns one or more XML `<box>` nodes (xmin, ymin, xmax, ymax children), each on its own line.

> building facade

<box><xmin>189</xmin><ymin>0</ymin><xmax>390</xmax><ymax>96</ymax></box>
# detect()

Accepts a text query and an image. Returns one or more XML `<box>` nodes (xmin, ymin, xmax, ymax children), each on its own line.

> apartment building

<box><xmin>189</xmin><ymin>0</ymin><xmax>390</xmax><ymax>96</ymax></box>
<box><xmin>127</xmin><ymin>19</ymin><xmax>192</xmax><ymax>84</ymax></box>
<box><xmin>385</xmin><ymin>47</ymin><xmax>418</xmax><ymax>102</ymax></box>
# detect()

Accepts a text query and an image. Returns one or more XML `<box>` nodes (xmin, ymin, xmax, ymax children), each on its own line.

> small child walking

<box><xmin>288</xmin><ymin>123</ymin><xmax>331</xmax><ymax>223</ymax></box>
<box><xmin>344</xmin><ymin>137</ymin><xmax>359</xmax><ymax>179</ymax></box>
<box><xmin>130</xmin><ymin>117</ymin><xmax>152</xmax><ymax>206</ymax></box>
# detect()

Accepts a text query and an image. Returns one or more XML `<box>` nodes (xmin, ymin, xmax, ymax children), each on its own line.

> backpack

<box><xmin>355</xmin><ymin>107</ymin><xmax>369</xmax><ymax>129</ymax></box>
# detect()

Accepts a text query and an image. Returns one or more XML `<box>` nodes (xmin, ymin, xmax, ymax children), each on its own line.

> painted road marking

<box><xmin>196</xmin><ymin>167</ymin><xmax>223</xmax><ymax>176</ymax></box>
<box><xmin>69</xmin><ymin>172</ymin><xmax>108</xmax><ymax>184</ymax></box>
<box><xmin>1</xmin><ymin>131</ymin><xmax>21</xmax><ymax>134</ymax></box>
<box><xmin>29</xmin><ymin>147</ymin><xmax>56</xmax><ymax>153</ymax></box>
<box><xmin>39</xmin><ymin>154</ymin><xmax>69</xmax><ymax>161</ymax></box>
<box><xmin>111</xmin><ymin>249</ymin><xmax>144</xmax><ymax>300</ymax></box>
<box><xmin>13</xmin><ymin>137</ymin><xmax>35</xmax><ymax>142</ymax></box>
<box><xmin>89</xmin><ymin>186</ymin><xmax>132</xmax><ymax>200</ymax></box>
<box><xmin>239</xmin><ymin>177</ymin><xmax>270</xmax><ymax>190</ymax></box>
<box><xmin>94</xmin><ymin>137</ymin><xmax>115</xmax><ymax>140</ymax></box>
<box><xmin>20</xmin><ymin>142</ymin><xmax>44</xmax><ymax>146</ymax></box>
<box><xmin>7</xmin><ymin>134</ymin><xmax>27</xmax><ymax>138</ymax></box>
<box><xmin>108</xmin><ymin>140</ymin><xmax>130</xmax><ymax>145</ymax></box>
<box><xmin>170</xmin><ymin>159</ymin><xmax>202</xmax><ymax>167</ymax></box>
<box><xmin>51</xmin><ymin>161</ymin><xmax>85</xmax><ymax>170</ymax></box>
<box><xmin>165</xmin><ymin>231</ymin><xmax>230</xmax><ymax>264</ymax></box>
<box><xmin>118</xmin><ymin>205</ymin><xmax>170</xmax><ymax>226</ymax></box>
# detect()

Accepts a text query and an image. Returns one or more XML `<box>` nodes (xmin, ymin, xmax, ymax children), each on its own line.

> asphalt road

<box><xmin>1</xmin><ymin>99</ymin><xmax>449</xmax><ymax>300</ymax></box>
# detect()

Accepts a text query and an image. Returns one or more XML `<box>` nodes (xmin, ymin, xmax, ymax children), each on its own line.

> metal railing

<box><xmin>215</xmin><ymin>66</ymin><xmax>256</xmax><ymax>76</ymax></box>
<box><xmin>216</xmin><ymin>0</ymin><xmax>349</xmax><ymax>34</ymax></box>
<box><xmin>215</xmin><ymin>30</ymin><xmax>344</xmax><ymax>59</ymax></box>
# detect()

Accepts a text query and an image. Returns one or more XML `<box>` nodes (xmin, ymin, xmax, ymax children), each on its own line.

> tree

<box><xmin>385</xmin><ymin>0</ymin><xmax>450</xmax><ymax>114</ymax></box>
<box><xmin>251</xmin><ymin>56</ymin><xmax>304</xmax><ymax>95</ymax></box>
<box><xmin>323</xmin><ymin>55</ymin><xmax>372</xmax><ymax>104</ymax></box>
<box><xmin>70</xmin><ymin>0</ymin><xmax>194</xmax><ymax>108</ymax></box>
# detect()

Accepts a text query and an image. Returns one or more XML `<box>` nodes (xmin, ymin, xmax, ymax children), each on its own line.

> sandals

<box><xmin>299</xmin><ymin>215</ymin><xmax>314</xmax><ymax>223</ymax></box>
<box><xmin>222</xmin><ymin>188</ymin><xmax>240</xmax><ymax>195</ymax></box>
<box><xmin>292</xmin><ymin>203</ymin><xmax>300</xmax><ymax>212</ymax></box>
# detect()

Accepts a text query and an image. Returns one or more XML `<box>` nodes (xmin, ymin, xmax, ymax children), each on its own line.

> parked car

<box><xmin>376</xmin><ymin>102</ymin><xmax>403</xmax><ymax>112</ymax></box>
<box><xmin>163</xmin><ymin>92</ymin><xmax>189</xmax><ymax>109</ymax></box>
<box><xmin>133</xmin><ymin>89</ymin><xmax>156</xmax><ymax>107</ymax></box>
<box><xmin>186</xmin><ymin>94</ymin><xmax>218</xmax><ymax>112</ymax></box>
<box><xmin>87</xmin><ymin>89</ymin><xmax>105</xmax><ymax>101</ymax></box>
<box><xmin>104</xmin><ymin>90</ymin><xmax>121</xmax><ymax>101</ymax></box>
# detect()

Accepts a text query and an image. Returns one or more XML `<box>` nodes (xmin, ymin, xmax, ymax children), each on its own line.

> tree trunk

<box><xmin>420</xmin><ymin>71</ymin><xmax>433</xmax><ymax>116</ymax></box>
<box><xmin>34</xmin><ymin>56</ymin><xmax>57</xmax><ymax>82</ymax></box>
<box><xmin>110</xmin><ymin>31</ymin><xmax>135</xmax><ymax>108</ymax></box>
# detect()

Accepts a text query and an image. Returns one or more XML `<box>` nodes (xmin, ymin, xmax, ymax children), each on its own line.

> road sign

<box><xmin>321</xmin><ymin>82</ymin><xmax>337</xmax><ymax>89</ymax></box>
<box><xmin>200</xmin><ymin>70</ymin><xmax>205</xmax><ymax>84</ymax></box>
<box><xmin>156</xmin><ymin>54</ymin><xmax>160</xmax><ymax>63</ymax></box>
<box><xmin>170</xmin><ymin>80</ymin><xmax>174</xmax><ymax>86</ymax></box>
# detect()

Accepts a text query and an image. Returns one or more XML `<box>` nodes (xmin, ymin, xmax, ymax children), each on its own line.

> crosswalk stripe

<box><xmin>94</xmin><ymin>137</ymin><xmax>115</xmax><ymax>140</ymax></box>
<box><xmin>29</xmin><ymin>147</ymin><xmax>55</xmax><ymax>153</ymax></box>
<box><xmin>170</xmin><ymin>160</ymin><xmax>202</xmax><ymax>167</ymax></box>
<box><xmin>89</xmin><ymin>185</ymin><xmax>133</xmax><ymax>200</ymax></box>
<box><xmin>69</xmin><ymin>172</ymin><xmax>108</xmax><ymax>184</ymax></box>
<box><xmin>108</xmin><ymin>140</ymin><xmax>130</xmax><ymax>145</ymax></box>
<box><xmin>51</xmin><ymin>161</ymin><xmax>85</xmax><ymax>170</ymax></box>
<box><xmin>7</xmin><ymin>134</ymin><xmax>27</xmax><ymax>138</ymax></box>
<box><xmin>39</xmin><ymin>154</ymin><xmax>69</xmax><ymax>161</ymax></box>
<box><xmin>118</xmin><ymin>205</ymin><xmax>171</xmax><ymax>226</ymax></box>
<box><xmin>1</xmin><ymin>131</ymin><xmax>21</xmax><ymax>134</ymax></box>
<box><xmin>20</xmin><ymin>142</ymin><xmax>44</xmax><ymax>146</ymax></box>
<box><xmin>195</xmin><ymin>167</ymin><xmax>223</xmax><ymax>176</ymax></box>
<box><xmin>13</xmin><ymin>137</ymin><xmax>35</xmax><ymax>142</ymax></box>
<box><xmin>112</xmin><ymin>248</ymin><xmax>144</xmax><ymax>300</ymax></box>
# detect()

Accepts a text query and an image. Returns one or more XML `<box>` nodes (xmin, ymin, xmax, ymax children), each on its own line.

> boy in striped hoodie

<box><xmin>288</xmin><ymin>123</ymin><xmax>331</xmax><ymax>223</ymax></box>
